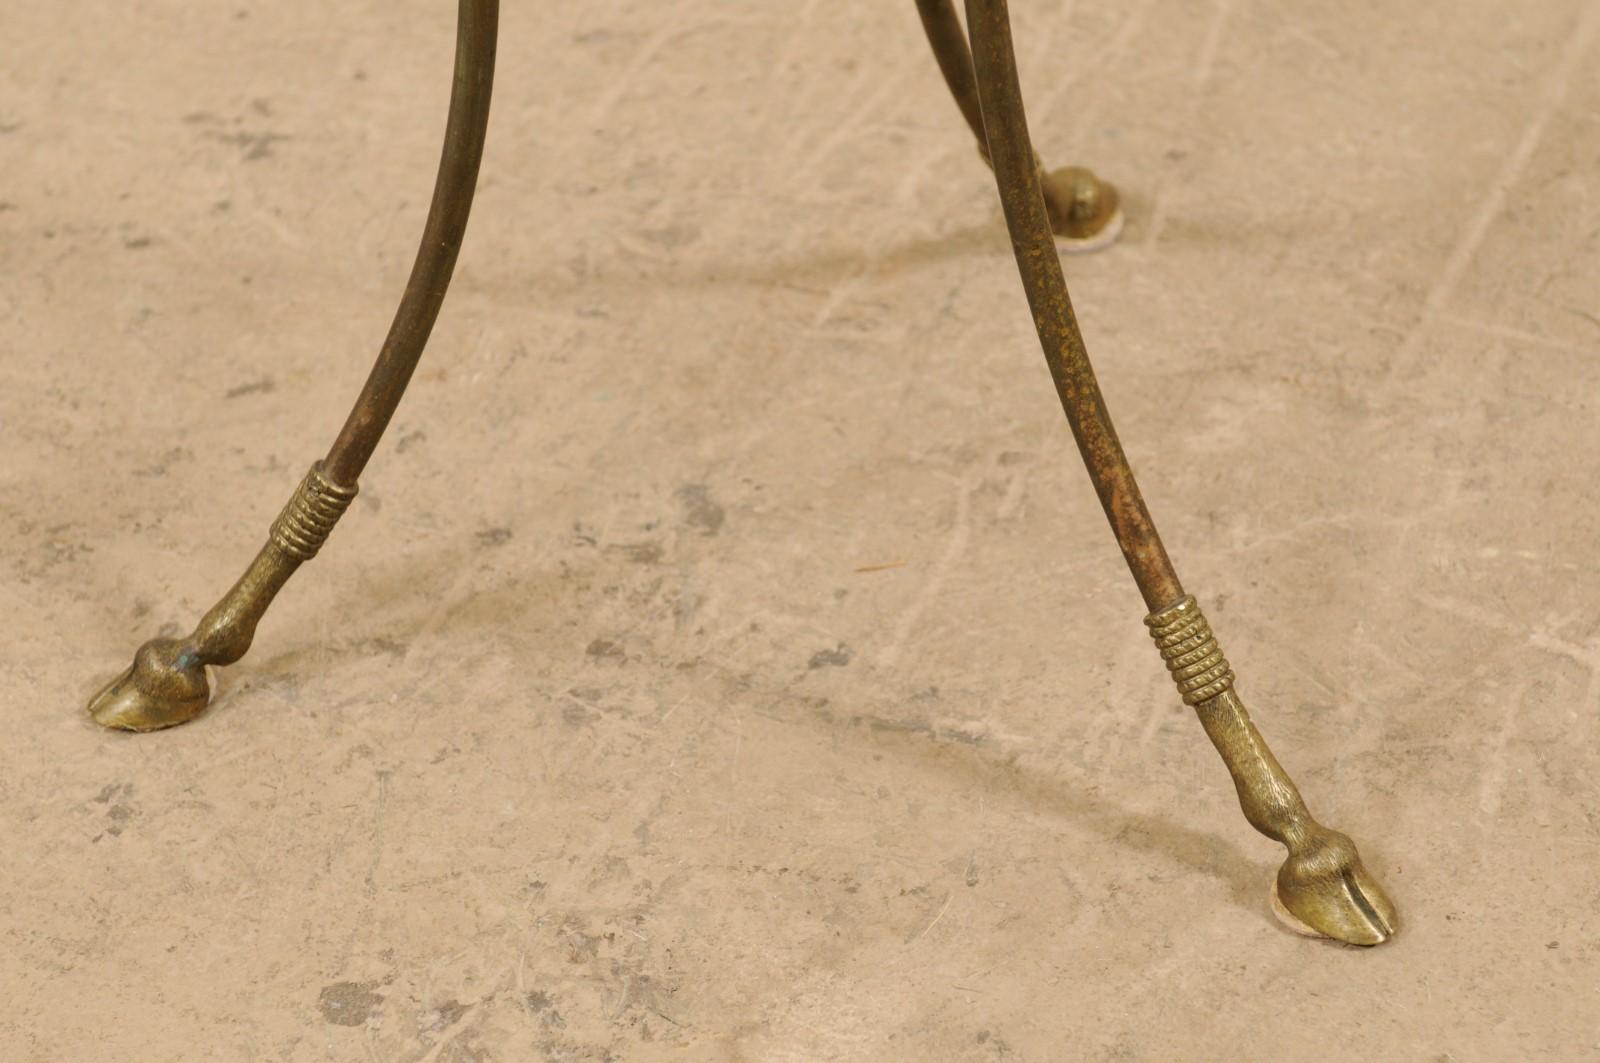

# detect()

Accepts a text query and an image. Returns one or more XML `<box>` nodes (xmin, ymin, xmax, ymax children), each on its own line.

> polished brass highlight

<box><xmin>1038</xmin><ymin>164</ymin><xmax>1123</xmax><ymax>249</ymax></box>
<box><xmin>963</xmin><ymin>0</ymin><xmax>1397</xmax><ymax>943</ymax></box>
<box><xmin>270</xmin><ymin>463</ymin><xmax>359</xmax><ymax>561</ymax></box>
<box><xmin>1145</xmin><ymin>595</ymin><xmax>1234</xmax><ymax>705</ymax></box>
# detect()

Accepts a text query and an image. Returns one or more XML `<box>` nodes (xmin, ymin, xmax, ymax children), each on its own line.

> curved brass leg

<box><xmin>87</xmin><ymin>0</ymin><xmax>500</xmax><ymax>732</ymax></box>
<box><xmin>915</xmin><ymin>0</ymin><xmax>1121</xmax><ymax>249</ymax></box>
<box><xmin>963</xmin><ymin>0</ymin><xmax>1397</xmax><ymax>945</ymax></box>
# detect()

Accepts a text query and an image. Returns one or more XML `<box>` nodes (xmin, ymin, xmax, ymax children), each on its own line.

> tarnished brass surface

<box><xmin>963</xmin><ymin>0</ymin><xmax>1180</xmax><ymax>611</ymax></box>
<box><xmin>915</xmin><ymin>0</ymin><xmax>1123</xmax><ymax>248</ymax></box>
<box><xmin>1146</xmin><ymin>598</ymin><xmax>1398</xmax><ymax>944</ymax></box>
<box><xmin>86</xmin><ymin>0</ymin><xmax>497</xmax><ymax>731</ymax></box>
<box><xmin>323</xmin><ymin>0</ymin><xmax>499</xmax><ymax>486</ymax></box>
<box><xmin>964</xmin><ymin>0</ymin><xmax>1397</xmax><ymax>944</ymax></box>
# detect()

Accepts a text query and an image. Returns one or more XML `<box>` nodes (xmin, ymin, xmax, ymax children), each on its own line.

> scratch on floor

<box><xmin>409</xmin><ymin>1001</ymin><xmax>479</xmax><ymax>1063</ymax></box>
<box><xmin>906</xmin><ymin>891</ymin><xmax>953</xmax><ymax>945</ymax></box>
<box><xmin>877</xmin><ymin>475</ymin><xmax>974</xmax><ymax>671</ymax></box>
<box><xmin>1031</xmin><ymin>0</ymin><xmax>1153</xmax><ymax>131</ymax></box>
<box><xmin>1478</xmin><ymin>680</ymin><xmax>1527</xmax><ymax>819</ymax></box>
<box><xmin>583</xmin><ymin>13</ymin><xmax>701</xmax><ymax>133</ymax></box>
<box><xmin>1528</xmin><ymin>626</ymin><xmax>1600</xmax><ymax>714</ymax></box>
<box><xmin>1395</xmin><ymin>2</ymin><xmax>1600</xmax><ymax>364</ymax></box>
<box><xmin>1144</xmin><ymin>0</ymin><xmax>1238</xmax><ymax>248</ymax></box>
<box><xmin>1440</xmin><ymin>314</ymin><xmax>1598</xmax><ymax>358</ymax></box>
<box><xmin>787</xmin><ymin>59</ymin><xmax>913</xmax><ymax>188</ymax></box>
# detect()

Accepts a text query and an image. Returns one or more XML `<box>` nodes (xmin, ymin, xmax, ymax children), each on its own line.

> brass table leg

<box><xmin>916</xmin><ymin>0</ymin><xmax>1122</xmax><ymax>250</ymax></box>
<box><xmin>962</xmin><ymin>0</ymin><xmax>1397</xmax><ymax>944</ymax></box>
<box><xmin>85</xmin><ymin>0</ymin><xmax>1393</xmax><ymax>947</ymax></box>
<box><xmin>86</xmin><ymin>0</ymin><xmax>500</xmax><ymax>731</ymax></box>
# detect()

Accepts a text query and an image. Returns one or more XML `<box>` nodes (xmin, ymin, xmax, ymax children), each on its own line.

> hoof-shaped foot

<box><xmin>1270</xmin><ymin>827</ymin><xmax>1398</xmax><ymax>946</ymax></box>
<box><xmin>1040</xmin><ymin>165</ymin><xmax>1123</xmax><ymax>252</ymax></box>
<box><xmin>87</xmin><ymin>637</ymin><xmax>213</xmax><ymax>732</ymax></box>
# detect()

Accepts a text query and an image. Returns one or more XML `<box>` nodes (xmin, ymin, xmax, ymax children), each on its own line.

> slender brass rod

<box><xmin>87</xmin><ymin>0</ymin><xmax>499</xmax><ymax>732</ymax></box>
<box><xmin>916</xmin><ymin>0</ymin><xmax>988</xmax><ymax>146</ymax></box>
<box><xmin>324</xmin><ymin>0</ymin><xmax>499</xmax><ymax>485</ymax></box>
<box><xmin>963</xmin><ymin>0</ymin><xmax>1397</xmax><ymax>944</ymax></box>
<box><xmin>960</xmin><ymin>0</ymin><xmax>1179</xmax><ymax>611</ymax></box>
<box><xmin>914</xmin><ymin>0</ymin><xmax>1124</xmax><ymax>248</ymax></box>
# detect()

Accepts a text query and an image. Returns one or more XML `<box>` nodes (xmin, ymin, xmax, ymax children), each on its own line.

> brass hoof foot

<box><xmin>87</xmin><ymin>638</ymin><xmax>213</xmax><ymax>732</ymax></box>
<box><xmin>1270</xmin><ymin>828</ymin><xmax>1398</xmax><ymax>946</ymax></box>
<box><xmin>85</xmin><ymin>462</ymin><xmax>356</xmax><ymax>733</ymax></box>
<box><xmin>1040</xmin><ymin>165</ymin><xmax>1122</xmax><ymax>252</ymax></box>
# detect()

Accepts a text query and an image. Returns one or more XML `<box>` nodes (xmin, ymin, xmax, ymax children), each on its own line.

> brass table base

<box><xmin>85</xmin><ymin>0</ymin><xmax>1397</xmax><ymax>946</ymax></box>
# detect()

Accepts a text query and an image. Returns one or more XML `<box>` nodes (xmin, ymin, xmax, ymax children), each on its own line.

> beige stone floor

<box><xmin>4</xmin><ymin>1</ymin><xmax>1600</xmax><ymax>1059</ymax></box>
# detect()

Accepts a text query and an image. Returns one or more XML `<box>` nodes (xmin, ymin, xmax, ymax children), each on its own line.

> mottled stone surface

<box><xmin>3</xmin><ymin>1</ymin><xmax>1598</xmax><ymax>1059</ymax></box>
